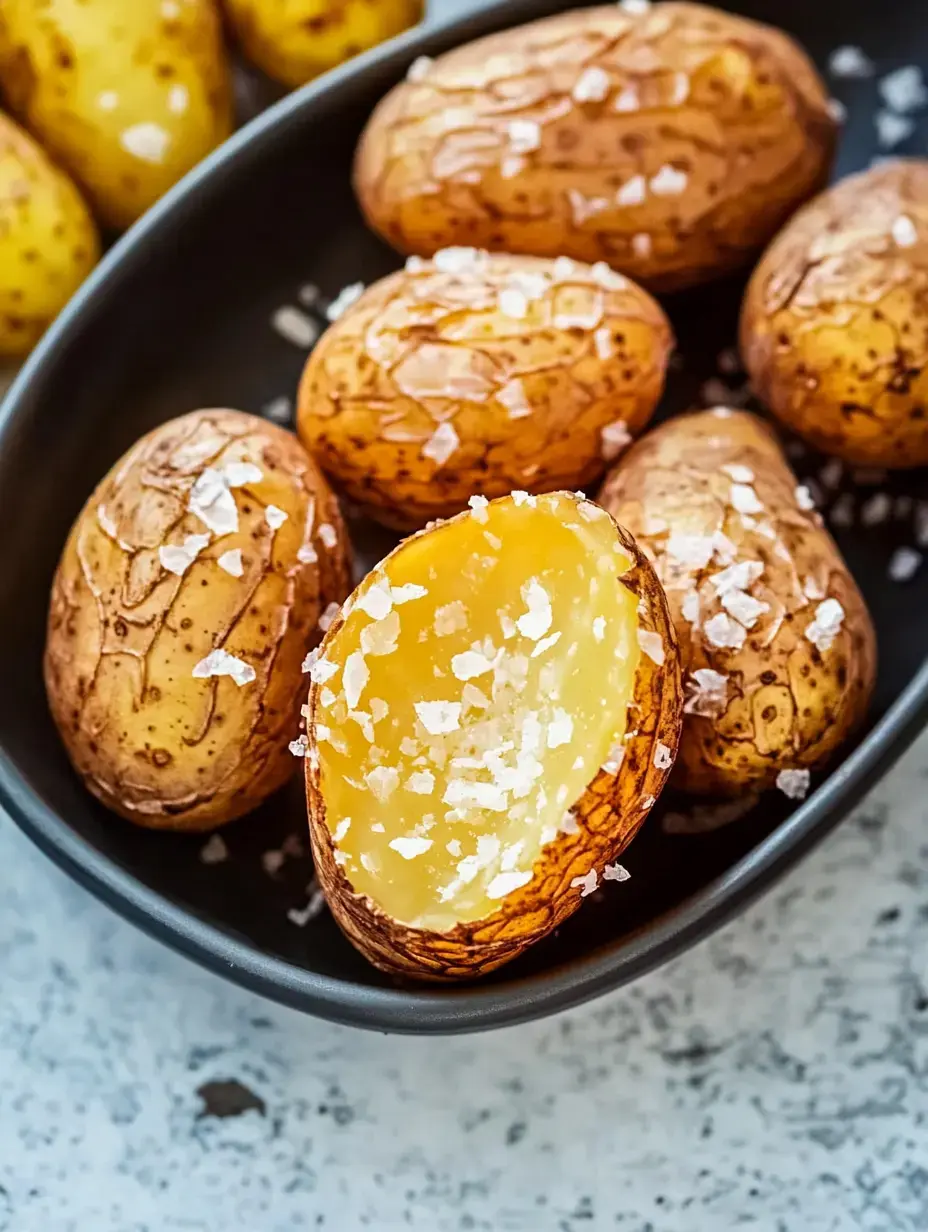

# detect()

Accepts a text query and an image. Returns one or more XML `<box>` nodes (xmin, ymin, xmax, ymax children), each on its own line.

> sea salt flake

<box><xmin>326</xmin><ymin>282</ymin><xmax>364</xmax><ymax>321</ymax></box>
<box><xmin>777</xmin><ymin>768</ymin><xmax>811</xmax><ymax>801</ymax></box>
<box><xmin>287</xmin><ymin>883</ymin><xmax>326</xmax><ymax>927</ymax></box>
<box><xmin>361</xmin><ymin>610</ymin><xmax>400</xmax><ymax>656</ymax></box>
<box><xmin>681</xmin><ymin>589</ymin><xmax>700</xmax><ymax>624</ymax></box>
<box><xmin>722</xmin><ymin>588</ymin><xmax>769</xmax><ymax>629</ymax></box>
<box><xmin>200</xmin><ymin>834</ymin><xmax>228</xmax><ymax>865</ymax></box>
<box><xmin>616</xmin><ymin>175</ymin><xmax>646</xmax><ymax>206</ymax></box>
<box><xmin>795</xmin><ymin>484</ymin><xmax>816</xmax><ymax>511</ymax></box>
<box><xmin>879</xmin><ymin>65</ymin><xmax>928</xmax><ymax>112</ymax></box>
<box><xmin>434</xmin><ymin>601</ymin><xmax>469</xmax><ymax>637</ymax></box>
<box><xmin>486</xmin><ymin>870</ymin><xmax>532</xmax><ymax>899</ymax></box>
<box><xmin>308</xmin><ymin>654</ymin><xmax>339</xmax><ymax>683</ymax></box>
<box><xmin>389</xmin><ymin>835</ymin><xmax>432</xmax><ymax>859</ymax></box>
<box><xmin>462</xmin><ymin>683</ymin><xmax>489</xmax><ymax>710</ymax></box>
<box><xmin>619</xmin><ymin>0</ymin><xmax>650</xmax><ymax>11</ymax></box>
<box><xmin>265</xmin><ymin>504</ymin><xmax>288</xmax><ymax>530</ymax></box>
<box><xmin>547</xmin><ymin>708</ymin><xmax>574</xmax><ymax>748</ymax></box>
<box><xmin>830</xmin><ymin>493</ymin><xmax>855</xmax><ymax>529</ymax></box>
<box><xmin>511</xmin><ymin>490</ymin><xmax>536</xmax><ymax>507</ymax></box>
<box><xmin>318</xmin><ymin>601</ymin><xmax>341</xmax><ymax>632</ymax></box>
<box><xmin>875</xmin><ymin>111</ymin><xmax>914</xmax><ymax>148</ymax></box>
<box><xmin>828</xmin><ymin>46</ymin><xmax>874</xmax><ymax>79</ymax></box>
<box><xmin>592</xmin><ymin>616</ymin><xmax>606</xmax><ymax>641</ymax></box>
<box><xmin>730</xmin><ymin>482</ymin><xmax>764</xmax><ymax>514</ymax></box>
<box><xmin>468</xmin><ymin>494</ymin><xmax>490</xmax><ymax>522</ymax></box>
<box><xmin>159</xmin><ymin>533</ymin><xmax>210</xmax><ymax>576</ymax></box>
<box><xmin>343</xmin><ymin>652</ymin><xmax>369</xmax><ymax>709</ymax></box>
<box><xmin>391</xmin><ymin>583</ymin><xmax>428</xmax><ymax>604</ymax></box>
<box><xmin>653</xmin><ymin>741</ymin><xmax>673</xmax><ymax>770</ymax></box>
<box><xmin>892</xmin><ymin>215</ymin><xmax>918</xmax><ymax>248</ymax></box>
<box><xmin>666</xmin><ymin>534</ymin><xmax>715</xmax><ymax>569</ymax></box>
<box><xmin>120</xmin><ymin>121</ymin><xmax>170</xmax><ymax>163</ymax></box>
<box><xmin>406</xmin><ymin>770</ymin><xmax>435</xmax><ymax>795</ymax></box>
<box><xmin>861</xmin><ymin>492</ymin><xmax>891</xmax><ymax>526</ymax></box>
<box><xmin>711</xmin><ymin>560</ymin><xmax>764</xmax><ymax>595</ymax></box>
<box><xmin>289</xmin><ymin>734</ymin><xmax>308</xmax><ymax>758</ymax></box>
<box><xmin>318</xmin><ymin>523</ymin><xmax>338</xmax><ymax>549</ymax></box>
<box><xmin>722</xmin><ymin>463</ymin><xmax>753</xmax><ymax>483</ymax></box>
<box><xmin>603</xmin><ymin>862</ymin><xmax>631</xmax><ymax>882</ymax></box>
<box><xmin>517</xmin><ymin>579</ymin><xmax>552</xmax><ymax>640</ymax></box>
<box><xmin>297</xmin><ymin>543</ymin><xmax>319</xmax><ymax>564</ymax></box>
<box><xmin>415</xmin><ymin>701</ymin><xmax>462</xmax><ymax>735</ymax></box>
<box><xmin>451</xmin><ymin>649</ymin><xmax>495</xmax><ymax>680</ymax></box>
<box><xmin>217</xmin><ymin>548</ymin><xmax>243</xmax><ymax>577</ymax></box>
<box><xmin>333</xmin><ymin>818</ymin><xmax>352</xmax><ymax>843</ymax></box>
<box><xmin>638</xmin><ymin>628</ymin><xmax>665</xmax><ymax>665</ymax></box>
<box><xmin>650</xmin><ymin>164</ymin><xmax>687</xmax><ymax>195</ymax></box>
<box><xmin>422</xmin><ymin>422</ymin><xmax>460</xmax><ymax>468</ymax></box>
<box><xmin>568</xmin><ymin>188</ymin><xmax>609</xmax><ymax>225</ymax></box>
<box><xmin>601</xmin><ymin>420</ymin><xmax>632</xmax><ymax>460</ymax></box>
<box><xmin>499</xmin><ymin>287</ymin><xmax>528</xmax><ymax>319</ymax></box>
<box><xmin>593</xmin><ymin>327</ymin><xmax>613</xmax><ymax>360</ymax></box>
<box><xmin>632</xmin><ymin>233</ymin><xmax>652</xmax><ymax>258</ymax></box>
<box><xmin>805</xmin><ymin>598</ymin><xmax>845</xmax><ymax>653</ymax></box>
<box><xmin>703</xmin><ymin>612</ymin><xmax>747</xmax><ymax>650</ymax></box>
<box><xmin>571</xmin><ymin>869</ymin><xmax>598</xmax><ymax>897</ymax></box>
<box><xmin>531</xmin><ymin>631</ymin><xmax>561</xmax><ymax>658</ymax></box>
<box><xmin>366</xmin><ymin>765</ymin><xmax>399</xmax><ymax>801</ymax></box>
<box><xmin>357</xmin><ymin>577</ymin><xmax>393</xmax><ymax>620</ymax></box>
<box><xmin>507</xmin><ymin>118</ymin><xmax>541</xmax><ymax>152</ymax></box>
<box><xmin>889</xmin><ymin>546</ymin><xmax>922</xmax><ymax>582</ymax></box>
<box><xmin>188</xmin><ymin>468</ymin><xmax>239</xmax><ymax>536</ymax></box>
<box><xmin>406</xmin><ymin>55</ymin><xmax>432</xmax><ymax>82</ymax></box>
<box><xmin>498</xmin><ymin>378</ymin><xmax>532</xmax><ymax>419</ymax></box>
<box><xmin>614</xmin><ymin>85</ymin><xmax>639</xmax><ymax>112</ymax></box>
<box><xmin>684</xmin><ymin>668</ymin><xmax>728</xmax><ymax>717</ymax></box>
<box><xmin>192</xmin><ymin>648</ymin><xmax>256</xmax><ymax>687</ymax></box>
<box><xmin>271</xmin><ymin>305</ymin><xmax>318</xmax><ymax>348</ymax></box>
<box><xmin>572</xmin><ymin>65</ymin><xmax>610</xmax><ymax>103</ymax></box>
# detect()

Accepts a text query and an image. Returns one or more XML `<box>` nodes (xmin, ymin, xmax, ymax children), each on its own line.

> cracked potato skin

<box><xmin>741</xmin><ymin>160</ymin><xmax>928</xmax><ymax>468</ymax></box>
<box><xmin>305</xmin><ymin>506</ymin><xmax>683</xmax><ymax>981</ymax></box>
<box><xmin>599</xmin><ymin>410</ymin><xmax>876</xmax><ymax>797</ymax></box>
<box><xmin>353</xmin><ymin>3</ymin><xmax>836</xmax><ymax>292</ymax></box>
<box><xmin>0</xmin><ymin>111</ymin><xmax>99</xmax><ymax>357</ymax></box>
<box><xmin>0</xmin><ymin>0</ymin><xmax>233</xmax><ymax>231</ymax></box>
<box><xmin>296</xmin><ymin>251</ymin><xmax>673</xmax><ymax>529</ymax></box>
<box><xmin>224</xmin><ymin>0</ymin><xmax>423</xmax><ymax>90</ymax></box>
<box><xmin>44</xmin><ymin>409</ymin><xmax>352</xmax><ymax>831</ymax></box>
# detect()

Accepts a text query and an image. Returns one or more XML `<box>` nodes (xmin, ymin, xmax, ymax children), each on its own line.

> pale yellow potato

<box><xmin>599</xmin><ymin>409</ymin><xmax>876</xmax><ymax>797</ymax></box>
<box><xmin>45</xmin><ymin>409</ymin><xmax>352</xmax><ymax>831</ymax></box>
<box><xmin>0</xmin><ymin>111</ymin><xmax>99</xmax><ymax>356</ymax></box>
<box><xmin>297</xmin><ymin>249</ymin><xmax>672</xmax><ymax>529</ymax></box>
<box><xmin>741</xmin><ymin>160</ymin><xmax>928</xmax><ymax>468</ymax></box>
<box><xmin>0</xmin><ymin>0</ymin><xmax>233</xmax><ymax>230</ymax></box>
<box><xmin>224</xmin><ymin>0</ymin><xmax>423</xmax><ymax>90</ymax></box>
<box><xmin>354</xmin><ymin>3</ymin><xmax>837</xmax><ymax>292</ymax></box>
<box><xmin>305</xmin><ymin>490</ymin><xmax>683</xmax><ymax>981</ymax></box>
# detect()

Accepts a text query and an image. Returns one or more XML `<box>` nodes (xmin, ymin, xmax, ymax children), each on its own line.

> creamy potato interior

<box><xmin>311</xmin><ymin>491</ymin><xmax>639</xmax><ymax>931</ymax></box>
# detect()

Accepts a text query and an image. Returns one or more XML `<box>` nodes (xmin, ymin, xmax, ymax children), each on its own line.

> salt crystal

<box><xmin>730</xmin><ymin>482</ymin><xmax>764</xmax><ymax>514</ymax></box>
<box><xmin>601</xmin><ymin>420</ymin><xmax>632</xmax><ymax>460</ymax></box>
<box><xmin>318</xmin><ymin>601</ymin><xmax>341</xmax><ymax>632</ymax></box>
<box><xmin>422</xmin><ymin>422</ymin><xmax>460</xmax><ymax>468</ymax></box>
<box><xmin>795</xmin><ymin>484</ymin><xmax>816</xmax><ymax>511</ymax></box>
<box><xmin>406</xmin><ymin>55</ymin><xmax>433</xmax><ymax>82</ymax></box>
<box><xmin>120</xmin><ymin>121</ymin><xmax>170</xmax><ymax>163</ymax></box>
<box><xmin>406</xmin><ymin>770</ymin><xmax>435</xmax><ymax>795</ymax></box>
<box><xmin>703</xmin><ymin>612</ymin><xmax>747</xmax><ymax>650</ymax></box>
<box><xmin>804</xmin><ymin>598</ymin><xmax>845</xmax><ymax>653</ymax></box>
<box><xmin>570</xmin><ymin>869</ymin><xmax>598</xmax><ymax>897</ymax></box>
<box><xmin>721</xmin><ymin>588</ymin><xmax>769</xmax><ymax>629</ymax></box>
<box><xmin>722</xmin><ymin>463</ymin><xmax>753</xmax><ymax>483</ymax></box>
<box><xmin>592</xmin><ymin>616</ymin><xmax>606</xmax><ymax>641</ymax></box>
<box><xmin>265</xmin><ymin>504</ymin><xmax>288</xmax><ymax>531</ymax></box>
<box><xmin>861</xmin><ymin>492</ymin><xmax>891</xmax><ymax>526</ymax></box>
<box><xmin>572</xmin><ymin>66</ymin><xmax>610</xmax><ymax>103</ymax></box>
<box><xmin>637</xmin><ymin>628</ymin><xmax>665</xmax><ymax>665</ymax></box>
<box><xmin>776</xmin><ymin>768</ymin><xmax>811</xmax><ymax>800</ymax></box>
<box><xmin>616</xmin><ymin>175</ymin><xmax>646</xmax><ymax>206</ymax></box>
<box><xmin>653</xmin><ymin>741</ymin><xmax>673</xmax><ymax>770</ymax></box>
<box><xmin>289</xmin><ymin>734</ymin><xmax>308</xmax><ymax>758</ymax></box>
<box><xmin>343</xmin><ymin>652</ymin><xmax>369</xmax><ymax>709</ymax></box>
<box><xmin>711</xmin><ymin>560</ymin><xmax>764</xmax><ymax>595</ymax></box>
<box><xmin>875</xmin><ymin>111</ymin><xmax>914</xmax><ymax>148</ymax></box>
<box><xmin>879</xmin><ymin>65</ymin><xmax>928</xmax><ymax>113</ymax></box>
<box><xmin>547</xmin><ymin>709</ymin><xmax>574</xmax><ymax>748</ymax></box>
<box><xmin>828</xmin><ymin>46</ymin><xmax>874</xmax><ymax>79</ymax></box>
<box><xmin>389</xmin><ymin>835</ymin><xmax>432</xmax><ymax>859</ymax></box>
<box><xmin>199</xmin><ymin>834</ymin><xmax>228</xmax><ymax>864</ymax></box>
<box><xmin>318</xmin><ymin>523</ymin><xmax>338</xmax><ymax>549</ymax></box>
<box><xmin>499</xmin><ymin>287</ymin><xmax>528</xmax><ymax>319</ymax></box>
<box><xmin>507</xmin><ymin>118</ymin><xmax>541</xmax><ymax>152</ymax></box>
<box><xmin>326</xmin><ymin>282</ymin><xmax>364</xmax><ymax>321</ymax></box>
<box><xmin>415</xmin><ymin>701</ymin><xmax>462</xmax><ymax>734</ymax></box>
<box><xmin>516</xmin><ymin>579</ymin><xmax>552</xmax><ymax>640</ymax></box>
<box><xmin>188</xmin><ymin>468</ymin><xmax>239</xmax><ymax>537</ymax></box>
<box><xmin>892</xmin><ymin>215</ymin><xmax>918</xmax><ymax>248</ymax></box>
<box><xmin>192</xmin><ymin>648</ymin><xmax>256</xmax><ymax>687</ymax></box>
<box><xmin>486</xmin><ymin>870</ymin><xmax>533</xmax><ymax>899</ymax></box>
<box><xmin>681</xmin><ymin>589</ymin><xmax>700</xmax><ymax>624</ymax></box>
<box><xmin>888</xmin><ymin>546</ymin><xmax>922</xmax><ymax>582</ymax></box>
<box><xmin>650</xmin><ymin>164</ymin><xmax>687</xmax><ymax>195</ymax></box>
<box><xmin>684</xmin><ymin>668</ymin><xmax>728</xmax><ymax>717</ymax></box>
<box><xmin>603</xmin><ymin>862</ymin><xmax>631</xmax><ymax>882</ymax></box>
<box><xmin>497</xmin><ymin>378</ymin><xmax>532</xmax><ymax>419</ymax></box>
<box><xmin>158</xmin><ymin>533</ymin><xmax>210</xmax><ymax>576</ymax></box>
<box><xmin>287</xmin><ymin>882</ymin><xmax>326</xmax><ymax>926</ymax></box>
<box><xmin>468</xmin><ymin>494</ymin><xmax>490</xmax><ymax>522</ymax></box>
<box><xmin>451</xmin><ymin>648</ymin><xmax>495</xmax><ymax>680</ymax></box>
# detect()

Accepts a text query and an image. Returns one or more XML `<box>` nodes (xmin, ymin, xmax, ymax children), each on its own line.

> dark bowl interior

<box><xmin>1</xmin><ymin>0</ymin><xmax>928</xmax><ymax>1033</ymax></box>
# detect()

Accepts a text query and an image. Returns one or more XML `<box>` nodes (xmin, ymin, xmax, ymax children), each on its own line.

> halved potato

<box><xmin>304</xmin><ymin>490</ymin><xmax>682</xmax><ymax>980</ymax></box>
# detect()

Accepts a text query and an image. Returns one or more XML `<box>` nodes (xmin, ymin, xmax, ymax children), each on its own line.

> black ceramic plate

<box><xmin>1</xmin><ymin>0</ymin><xmax>927</xmax><ymax>1034</ymax></box>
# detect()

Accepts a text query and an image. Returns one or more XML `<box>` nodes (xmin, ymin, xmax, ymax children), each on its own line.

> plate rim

<box><xmin>1</xmin><ymin>0</ymin><xmax>926</xmax><ymax>1034</ymax></box>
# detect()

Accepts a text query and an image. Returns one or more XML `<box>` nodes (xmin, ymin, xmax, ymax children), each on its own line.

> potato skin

<box><xmin>305</xmin><ymin>504</ymin><xmax>683</xmax><ymax>981</ymax></box>
<box><xmin>353</xmin><ymin>2</ymin><xmax>836</xmax><ymax>292</ymax></box>
<box><xmin>0</xmin><ymin>112</ymin><xmax>99</xmax><ymax>357</ymax></box>
<box><xmin>741</xmin><ymin>161</ymin><xmax>928</xmax><ymax>468</ymax></box>
<box><xmin>44</xmin><ymin>409</ymin><xmax>351</xmax><ymax>831</ymax></box>
<box><xmin>224</xmin><ymin>0</ymin><xmax>423</xmax><ymax>90</ymax></box>
<box><xmin>297</xmin><ymin>251</ymin><xmax>673</xmax><ymax>529</ymax></box>
<box><xmin>0</xmin><ymin>0</ymin><xmax>233</xmax><ymax>230</ymax></box>
<box><xmin>599</xmin><ymin>409</ymin><xmax>876</xmax><ymax>797</ymax></box>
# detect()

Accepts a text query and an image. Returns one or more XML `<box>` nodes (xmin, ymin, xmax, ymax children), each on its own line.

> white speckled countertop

<box><xmin>3</xmin><ymin>729</ymin><xmax>928</xmax><ymax>1232</ymax></box>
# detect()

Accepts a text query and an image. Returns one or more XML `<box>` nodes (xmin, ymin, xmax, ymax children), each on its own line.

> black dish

<box><xmin>1</xmin><ymin>0</ymin><xmax>927</xmax><ymax>1034</ymax></box>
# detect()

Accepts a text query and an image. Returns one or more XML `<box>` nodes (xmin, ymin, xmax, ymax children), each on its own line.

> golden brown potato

<box><xmin>304</xmin><ymin>490</ymin><xmax>682</xmax><ymax>980</ymax></box>
<box><xmin>599</xmin><ymin>409</ymin><xmax>876</xmax><ymax>797</ymax></box>
<box><xmin>224</xmin><ymin>0</ymin><xmax>423</xmax><ymax>90</ymax></box>
<box><xmin>297</xmin><ymin>249</ymin><xmax>672</xmax><ymax>529</ymax></box>
<box><xmin>45</xmin><ymin>409</ymin><xmax>351</xmax><ymax>831</ymax></box>
<box><xmin>741</xmin><ymin>160</ymin><xmax>928</xmax><ymax>468</ymax></box>
<box><xmin>0</xmin><ymin>0</ymin><xmax>233</xmax><ymax>230</ymax></box>
<box><xmin>353</xmin><ymin>3</ymin><xmax>836</xmax><ymax>292</ymax></box>
<box><xmin>0</xmin><ymin>111</ymin><xmax>99</xmax><ymax>357</ymax></box>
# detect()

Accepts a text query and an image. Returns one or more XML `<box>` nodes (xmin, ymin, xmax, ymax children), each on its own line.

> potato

<box><xmin>599</xmin><ymin>409</ymin><xmax>876</xmax><ymax>798</ymax></box>
<box><xmin>353</xmin><ymin>2</ymin><xmax>836</xmax><ymax>292</ymax></box>
<box><xmin>224</xmin><ymin>0</ymin><xmax>423</xmax><ymax>90</ymax></box>
<box><xmin>0</xmin><ymin>0</ymin><xmax>233</xmax><ymax>230</ymax></box>
<box><xmin>44</xmin><ymin>409</ymin><xmax>351</xmax><ymax>831</ymax></box>
<box><xmin>741</xmin><ymin>160</ymin><xmax>928</xmax><ymax>468</ymax></box>
<box><xmin>304</xmin><ymin>489</ymin><xmax>682</xmax><ymax>980</ymax></box>
<box><xmin>0</xmin><ymin>111</ymin><xmax>99</xmax><ymax>357</ymax></box>
<box><xmin>297</xmin><ymin>249</ymin><xmax>672</xmax><ymax>529</ymax></box>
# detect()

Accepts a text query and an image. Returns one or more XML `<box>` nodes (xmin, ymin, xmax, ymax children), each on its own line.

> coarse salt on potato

<box><xmin>305</xmin><ymin>490</ymin><xmax>682</xmax><ymax>980</ymax></box>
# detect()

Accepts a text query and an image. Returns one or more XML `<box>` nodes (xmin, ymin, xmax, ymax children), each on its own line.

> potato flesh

<box><xmin>314</xmin><ymin>493</ymin><xmax>638</xmax><ymax>931</ymax></box>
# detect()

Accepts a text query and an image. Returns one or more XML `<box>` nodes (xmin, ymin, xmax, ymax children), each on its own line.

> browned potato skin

<box><xmin>297</xmin><ymin>252</ymin><xmax>673</xmax><ymax>529</ymax></box>
<box><xmin>353</xmin><ymin>3</ymin><xmax>836</xmax><ymax>292</ymax></box>
<box><xmin>305</xmin><ymin>513</ymin><xmax>683</xmax><ymax>981</ymax></box>
<box><xmin>599</xmin><ymin>410</ymin><xmax>876</xmax><ymax>797</ymax></box>
<box><xmin>741</xmin><ymin>161</ymin><xmax>928</xmax><ymax>468</ymax></box>
<box><xmin>44</xmin><ymin>409</ymin><xmax>351</xmax><ymax>831</ymax></box>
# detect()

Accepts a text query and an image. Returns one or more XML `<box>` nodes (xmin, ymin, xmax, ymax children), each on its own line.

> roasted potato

<box><xmin>304</xmin><ymin>490</ymin><xmax>683</xmax><ymax>980</ymax></box>
<box><xmin>599</xmin><ymin>409</ymin><xmax>876</xmax><ymax>797</ymax></box>
<box><xmin>0</xmin><ymin>111</ymin><xmax>99</xmax><ymax>357</ymax></box>
<box><xmin>741</xmin><ymin>160</ymin><xmax>928</xmax><ymax>468</ymax></box>
<box><xmin>224</xmin><ymin>0</ymin><xmax>423</xmax><ymax>90</ymax></box>
<box><xmin>0</xmin><ymin>0</ymin><xmax>233</xmax><ymax>230</ymax></box>
<box><xmin>353</xmin><ymin>2</ymin><xmax>836</xmax><ymax>292</ymax></box>
<box><xmin>297</xmin><ymin>249</ymin><xmax>672</xmax><ymax>529</ymax></box>
<box><xmin>45</xmin><ymin>409</ymin><xmax>351</xmax><ymax>830</ymax></box>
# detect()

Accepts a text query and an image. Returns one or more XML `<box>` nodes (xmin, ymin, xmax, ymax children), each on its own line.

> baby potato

<box><xmin>297</xmin><ymin>249</ymin><xmax>673</xmax><ymax>529</ymax></box>
<box><xmin>304</xmin><ymin>490</ymin><xmax>682</xmax><ymax>980</ymax></box>
<box><xmin>353</xmin><ymin>3</ymin><xmax>836</xmax><ymax>292</ymax></box>
<box><xmin>0</xmin><ymin>111</ymin><xmax>99</xmax><ymax>357</ymax></box>
<box><xmin>224</xmin><ymin>0</ymin><xmax>423</xmax><ymax>90</ymax></box>
<box><xmin>44</xmin><ymin>409</ymin><xmax>351</xmax><ymax>831</ymax></box>
<box><xmin>741</xmin><ymin>160</ymin><xmax>928</xmax><ymax>467</ymax></box>
<box><xmin>0</xmin><ymin>0</ymin><xmax>233</xmax><ymax>230</ymax></box>
<box><xmin>599</xmin><ymin>409</ymin><xmax>876</xmax><ymax>798</ymax></box>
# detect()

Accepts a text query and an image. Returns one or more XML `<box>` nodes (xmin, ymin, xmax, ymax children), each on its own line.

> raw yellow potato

<box><xmin>0</xmin><ymin>0</ymin><xmax>233</xmax><ymax>230</ymax></box>
<box><xmin>599</xmin><ymin>409</ymin><xmax>876</xmax><ymax>798</ymax></box>
<box><xmin>304</xmin><ymin>490</ymin><xmax>683</xmax><ymax>980</ymax></box>
<box><xmin>741</xmin><ymin>160</ymin><xmax>928</xmax><ymax>468</ymax></box>
<box><xmin>0</xmin><ymin>111</ymin><xmax>99</xmax><ymax>356</ymax></box>
<box><xmin>224</xmin><ymin>0</ymin><xmax>423</xmax><ymax>90</ymax></box>
<box><xmin>353</xmin><ymin>3</ymin><xmax>836</xmax><ymax>292</ymax></box>
<box><xmin>44</xmin><ymin>409</ymin><xmax>351</xmax><ymax>831</ymax></box>
<box><xmin>297</xmin><ymin>249</ymin><xmax>673</xmax><ymax>529</ymax></box>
